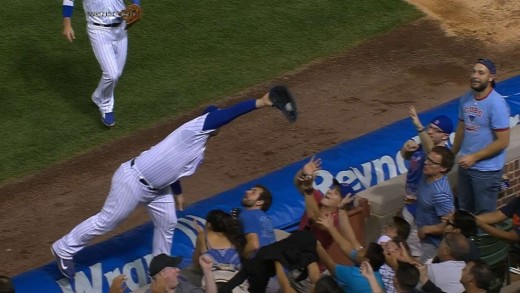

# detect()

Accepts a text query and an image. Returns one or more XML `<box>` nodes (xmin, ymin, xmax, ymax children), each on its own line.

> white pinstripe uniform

<box><xmin>52</xmin><ymin>115</ymin><xmax>216</xmax><ymax>259</ymax></box>
<box><xmin>64</xmin><ymin>0</ymin><xmax>127</xmax><ymax>115</ymax></box>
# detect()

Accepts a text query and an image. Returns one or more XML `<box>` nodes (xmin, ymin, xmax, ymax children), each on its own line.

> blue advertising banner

<box><xmin>13</xmin><ymin>76</ymin><xmax>520</xmax><ymax>292</ymax></box>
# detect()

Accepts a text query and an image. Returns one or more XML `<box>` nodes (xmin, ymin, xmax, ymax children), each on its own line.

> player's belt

<box><xmin>130</xmin><ymin>158</ymin><xmax>158</xmax><ymax>191</ymax></box>
<box><xmin>92</xmin><ymin>22</ymin><xmax>122</xmax><ymax>27</ymax></box>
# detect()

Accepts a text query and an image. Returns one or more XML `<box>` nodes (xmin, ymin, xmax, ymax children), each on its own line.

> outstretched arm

<box><xmin>316</xmin><ymin>241</ymin><xmax>337</xmax><ymax>275</ymax></box>
<box><xmin>477</xmin><ymin>210</ymin><xmax>508</xmax><ymax>224</ymax></box>
<box><xmin>295</xmin><ymin>156</ymin><xmax>323</xmax><ymax>222</ymax></box>
<box><xmin>294</xmin><ymin>156</ymin><xmax>322</xmax><ymax>193</ymax></box>
<box><xmin>418</xmin><ymin>222</ymin><xmax>446</xmax><ymax>240</ymax></box>
<box><xmin>409</xmin><ymin>106</ymin><xmax>435</xmax><ymax>153</ymax></box>
<box><xmin>476</xmin><ymin>217</ymin><xmax>520</xmax><ymax>242</ymax></box>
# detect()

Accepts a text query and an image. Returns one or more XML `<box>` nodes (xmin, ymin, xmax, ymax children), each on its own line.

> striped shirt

<box><xmin>415</xmin><ymin>175</ymin><xmax>454</xmax><ymax>246</ymax></box>
<box><xmin>133</xmin><ymin>115</ymin><xmax>215</xmax><ymax>190</ymax></box>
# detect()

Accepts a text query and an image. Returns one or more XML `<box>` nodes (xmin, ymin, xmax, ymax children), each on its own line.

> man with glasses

<box><xmin>452</xmin><ymin>58</ymin><xmax>510</xmax><ymax>215</ymax></box>
<box><xmin>415</xmin><ymin>146</ymin><xmax>456</xmax><ymax>263</ymax></box>
<box><xmin>400</xmin><ymin>106</ymin><xmax>453</xmax><ymax>259</ymax></box>
<box><xmin>419</xmin><ymin>209</ymin><xmax>480</xmax><ymax>262</ymax></box>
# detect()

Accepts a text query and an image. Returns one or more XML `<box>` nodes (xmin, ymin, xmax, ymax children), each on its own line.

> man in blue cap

<box><xmin>452</xmin><ymin>58</ymin><xmax>510</xmax><ymax>215</ymax></box>
<box><xmin>400</xmin><ymin>106</ymin><xmax>453</xmax><ymax>259</ymax></box>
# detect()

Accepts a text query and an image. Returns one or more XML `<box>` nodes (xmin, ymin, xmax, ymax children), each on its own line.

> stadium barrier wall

<box><xmin>13</xmin><ymin>76</ymin><xmax>520</xmax><ymax>292</ymax></box>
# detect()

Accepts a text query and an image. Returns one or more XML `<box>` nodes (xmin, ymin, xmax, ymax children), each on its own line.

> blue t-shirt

<box><xmin>335</xmin><ymin>264</ymin><xmax>385</xmax><ymax>293</ymax></box>
<box><xmin>500</xmin><ymin>197</ymin><xmax>520</xmax><ymax>236</ymax></box>
<box><xmin>415</xmin><ymin>175</ymin><xmax>455</xmax><ymax>246</ymax></box>
<box><xmin>240</xmin><ymin>209</ymin><xmax>276</xmax><ymax>251</ymax></box>
<box><xmin>458</xmin><ymin>89</ymin><xmax>510</xmax><ymax>171</ymax></box>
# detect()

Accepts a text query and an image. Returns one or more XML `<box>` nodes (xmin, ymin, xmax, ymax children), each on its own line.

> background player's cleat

<box><xmin>268</xmin><ymin>85</ymin><xmax>297</xmax><ymax>122</ymax></box>
<box><xmin>51</xmin><ymin>246</ymin><xmax>75</xmax><ymax>279</ymax></box>
<box><xmin>101</xmin><ymin>112</ymin><xmax>116</xmax><ymax>127</ymax></box>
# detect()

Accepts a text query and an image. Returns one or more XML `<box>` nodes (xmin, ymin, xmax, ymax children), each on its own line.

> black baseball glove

<box><xmin>268</xmin><ymin>85</ymin><xmax>298</xmax><ymax>122</ymax></box>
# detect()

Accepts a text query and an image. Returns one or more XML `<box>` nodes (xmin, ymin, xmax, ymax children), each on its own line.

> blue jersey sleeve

<box><xmin>62</xmin><ymin>0</ymin><xmax>74</xmax><ymax>18</ymax></box>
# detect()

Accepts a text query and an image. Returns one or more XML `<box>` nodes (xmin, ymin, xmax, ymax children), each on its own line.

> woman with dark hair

<box><xmin>193</xmin><ymin>210</ymin><xmax>247</xmax><ymax>292</ymax></box>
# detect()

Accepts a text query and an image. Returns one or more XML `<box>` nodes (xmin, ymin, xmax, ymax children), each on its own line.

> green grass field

<box><xmin>0</xmin><ymin>1</ymin><xmax>422</xmax><ymax>184</ymax></box>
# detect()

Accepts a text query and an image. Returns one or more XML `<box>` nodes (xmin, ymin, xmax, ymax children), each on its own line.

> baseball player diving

<box><xmin>62</xmin><ymin>0</ymin><xmax>142</xmax><ymax>127</ymax></box>
<box><xmin>51</xmin><ymin>86</ymin><xmax>297</xmax><ymax>279</ymax></box>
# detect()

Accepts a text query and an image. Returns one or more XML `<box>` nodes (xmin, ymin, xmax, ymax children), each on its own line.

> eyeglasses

<box><xmin>425</xmin><ymin>157</ymin><xmax>442</xmax><ymax>166</ymax></box>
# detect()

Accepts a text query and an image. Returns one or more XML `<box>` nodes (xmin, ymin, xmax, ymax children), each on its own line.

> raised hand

<box><xmin>360</xmin><ymin>261</ymin><xmax>375</xmax><ymax>278</ymax></box>
<box><xmin>409</xmin><ymin>106</ymin><xmax>423</xmax><ymax>130</ymax></box>
<box><xmin>316</xmin><ymin>213</ymin><xmax>334</xmax><ymax>230</ymax></box>
<box><xmin>338</xmin><ymin>192</ymin><xmax>355</xmax><ymax>209</ymax></box>
<box><xmin>403</xmin><ymin>139</ymin><xmax>419</xmax><ymax>152</ymax></box>
<box><xmin>302</xmin><ymin>156</ymin><xmax>322</xmax><ymax>176</ymax></box>
<box><xmin>199</xmin><ymin>254</ymin><xmax>214</xmax><ymax>271</ymax></box>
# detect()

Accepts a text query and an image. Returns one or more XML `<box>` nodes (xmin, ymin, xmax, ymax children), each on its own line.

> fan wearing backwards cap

<box><xmin>130</xmin><ymin>254</ymin><xmax>217</xmax><ymax>293</ymax></box>
<box><xmin>452</xmin><ymin>58</ymin><xmax>511</xmax><ymax>215</ymax></box>
<box><xmin>291</xmin><ymin>156</ymin><xmax>360</xmax><ymax>292</ymax></box>
<box><xmin>400</xmin><ymin>106</ymin><xmax>453</xmax><ymax>259</ymax></box>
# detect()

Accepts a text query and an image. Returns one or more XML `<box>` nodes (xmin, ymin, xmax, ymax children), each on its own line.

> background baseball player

<box><xmin>62</xmin><ymin>0</ymin><xmax>142</xmax><ymax>127</ymax></box>
<box><xmin>51</xmin><ymin>86</ymin><xmax>297</xmax><ymax>279</ymax></box>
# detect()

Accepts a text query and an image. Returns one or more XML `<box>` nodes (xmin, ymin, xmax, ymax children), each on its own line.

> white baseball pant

<box><xmin>87</xmin><ymin>23</ymin><xmax>127</xmax><ymax>114</ymax></box>
<box><xmin>52</xmin><ymin>161</ymin><xmax>177</xmax><ymax>259</ymax></box>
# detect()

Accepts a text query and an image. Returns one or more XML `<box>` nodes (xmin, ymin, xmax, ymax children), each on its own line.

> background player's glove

<box><xmin>121</xmin><ymin>4</ymin><xmax>143</xmax><ymax>30</ymax></box>
<box><xmin>268</xmin><ymin>85</ymin><xmax>298</xmax><ymax>122</ymax></box>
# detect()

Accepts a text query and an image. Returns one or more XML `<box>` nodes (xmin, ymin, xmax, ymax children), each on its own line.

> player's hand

<box><xmin>409</xmin><ymin>106</ymin><xmax>423</xmax><ymax>130</ymax></box>
<box><xmin>403</xmin><ymin>140</ymin><xmax>419</xmax><ymax>152</ymax></box>
<box><xmin>458</xmin><ymin>155</ymin><xmax>477</xmax><ymax>169</ymax></box>
<box><xmin>175</xmin><ymin>193</ymin><xmax>185</xmax><ymax>211</ymax></box>
<box><xmin>109</xmin><ymin>275</ymin><xmax>127</xmax><ymax>293</ymax></box>
<box><xmin>63</xmin><ymin>24</ymin><xmax>75</xmax><ymax>43</ymax></box>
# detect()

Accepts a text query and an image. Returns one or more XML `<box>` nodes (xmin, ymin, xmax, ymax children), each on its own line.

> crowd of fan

<box><xmin>2</xmin><ymin>58</ymin><xmax>519</xmax><ymax>293</ymax></box>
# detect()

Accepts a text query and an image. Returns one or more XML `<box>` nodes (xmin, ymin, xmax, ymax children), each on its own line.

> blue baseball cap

<box><xmin>331</xmin><ymin>179</ymin><xmax>356</xmax><ymax>198</ymax></box>
<box><xmin>430</xmin><ymin>115</ymin><xmax>453</xmax><ymax>134</ymax></box>
<box><xmin>476</xmin><ymin>58</ymin><xmax>496</xmax><ymax>75</ymax></box>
